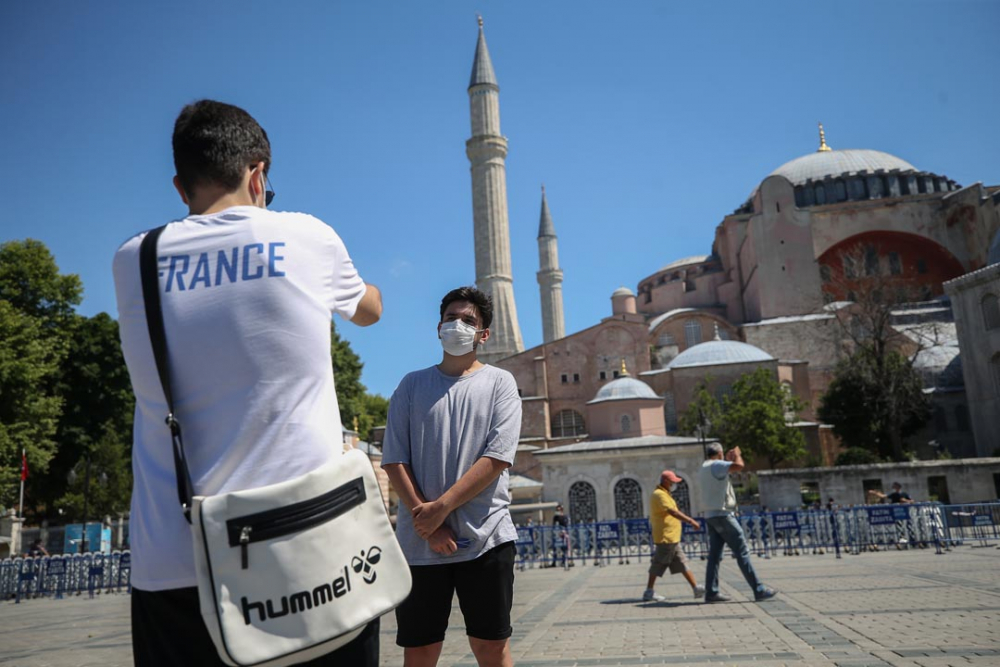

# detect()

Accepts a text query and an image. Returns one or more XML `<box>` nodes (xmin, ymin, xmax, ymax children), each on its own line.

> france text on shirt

<box><xmin>158</xmin><ymin>242</ymin><xmax>287</xmax><ymax>292</ymax></box>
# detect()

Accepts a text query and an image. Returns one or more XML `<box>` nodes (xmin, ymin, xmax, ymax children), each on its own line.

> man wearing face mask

<box><xmin>642</xmin><ymin>470</ymin><xmax>705</xmax><ymax>602</ymax></box>
<box><xmin>382</xmin><ymin>286</ymin><xmax>522</xmax><ymax>667</ymax></box>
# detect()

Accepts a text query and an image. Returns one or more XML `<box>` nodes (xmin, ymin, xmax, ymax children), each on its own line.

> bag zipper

<box><xmin>226</xmin><ymin>477</ymin><xmax>366</xmax><ymax>570</ymax></box>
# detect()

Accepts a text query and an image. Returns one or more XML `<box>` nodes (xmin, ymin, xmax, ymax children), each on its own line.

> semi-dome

<box><xmin>658</xmin><ymin>255</ymin><xmax>711</xmax><ymax>273</ymax></box>
<box><xmin>769</xmin><ymin>149</ymin><xmax>917</xmax><ymax>186</ymax></box>
<box><xmin>668</xmin><ymin>340</ymin><xmax>774</xmax><ymax>369</ymax></box>
<box><xmin>589</xmin><ymin>376</ymin><xmax>660</xmax><ymax>403</ymax></box>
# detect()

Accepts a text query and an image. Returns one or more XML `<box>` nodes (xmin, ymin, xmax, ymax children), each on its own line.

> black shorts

<box><xmin>131</xmin><ymin>586</ymin><xmax>379</xmax><ymax>666</ymax></box>
<box><xmin>395</xmin><ymin>541</ymin><xmax>515</xmax><ymax>647</ymax></box>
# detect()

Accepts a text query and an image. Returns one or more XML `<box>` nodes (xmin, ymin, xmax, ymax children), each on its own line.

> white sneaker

<box><xmin>642</xmin><ymin>589</ymin><xmax>666</xmax><ymax>602</ymax></box>
<box><xmin>693</xmin><ymin>585</ymin><xmax>705</xmax><ymax>599</ymax></box>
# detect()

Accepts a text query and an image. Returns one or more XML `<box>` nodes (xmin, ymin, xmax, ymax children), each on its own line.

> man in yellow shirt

<box><xmin>643</xmin><ymin>470</ymin><xmax>705</xmax><ymax>602</ymax></box>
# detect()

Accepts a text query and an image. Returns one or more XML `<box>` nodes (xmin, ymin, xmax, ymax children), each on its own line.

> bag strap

<box><xmin>139</xmin><ymin>226</ymin><xmax>195</xmax><ymax>522</ymax></box>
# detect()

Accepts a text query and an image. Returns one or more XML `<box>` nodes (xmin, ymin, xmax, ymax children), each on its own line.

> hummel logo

<box><xmin>240</xmin><ymin>545</ymin><xmax>382</xmax><ymax>625</ymax></box>
<box><xmin>352</xmin><ymin>546</ymin><xmax>382</xmax><ymax>584</ymax></box>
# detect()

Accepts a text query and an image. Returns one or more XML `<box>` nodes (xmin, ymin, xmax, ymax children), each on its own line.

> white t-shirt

<box><xmin>113</xmin><ymin>206</ymin><xmax>367</xmax><ymax>591</ymax></box>
<box><xmin>699</xmin><ymin>460</ymin><xmax>737</xmax><ymax>517</ymax></box>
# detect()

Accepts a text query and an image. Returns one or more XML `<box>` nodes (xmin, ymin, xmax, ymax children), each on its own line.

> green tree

<box><xmin>330</xmin><ymin>322</ymin><xmax>389</xmax><ymax>442</ymax></box>
<box><xmin>678</xmin><ymin>379</ymin><xmax>723</xmax><ymax>441</ymax></box>
<box><xmin>44</xmin><ymin>314</ymin><xmax>135</xmax><ymax>519</ymax></box>
<box><xmin>818</xmin><ymin>348</ymin><xmax>929</xmax><ymax>461</ymax></box>
<box><xmin>0</xmin><ymin>301</ymin><xmax>63</xmax><ymax>508</ymax></box>
<box><xmin>679</xmin><ymin>370</ymin><xmax>806</xmax><ymax>467</ymax></box>
<box><xmin>718</xmin><ymin>368</ymin><xmax>806</xmax><ymax>467</ymax></box>
<box><xmin>0</xmin><ymin>239</ymin><xmax>82</xmax><ymax>328</ymax></box>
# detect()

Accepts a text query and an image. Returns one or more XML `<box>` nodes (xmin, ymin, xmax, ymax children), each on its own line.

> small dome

<box><xmin>612</xmin><ymin>286</ymin><xmax>634</xmax><ymax>298</ymax></box>
<box><xmin>769</xmin><ymin>149</ymin><xmax>917</xmax><ymax>186</ymax></box>
<box><xmin>589</xmin><ymin>377</ymin><xmax>660</xmax><ymax>403</ymax></box>
<box><xmin>668</xmin><ymin>340</ymin><xmax>774</xmax><ymax>369</ymax></box>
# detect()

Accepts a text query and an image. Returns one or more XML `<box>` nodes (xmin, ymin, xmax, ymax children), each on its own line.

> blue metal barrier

<box><xmin>1</xmin><ymin>551</ymin><xmax>133</xmax><ymax>602</ymax></box>
<box><xmin>508</xmin><ymin>502</ymin><xmax>1000</xmax><ymax>568</ymax></box>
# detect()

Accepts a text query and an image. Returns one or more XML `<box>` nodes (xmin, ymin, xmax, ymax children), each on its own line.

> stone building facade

<box><xmin>758</xmin><ymin>458</ymin><xmax>1000</xmax><ymax>509</ymax></box>
<box><xmin>944</xmin><ymin>242</ymin><xmax>1000</xmax><ymax>457</ymax></box>
<box><xmin>459</xmin><ymin>25</ymin><xmax>998</xmax><ymax>460</ymax></box>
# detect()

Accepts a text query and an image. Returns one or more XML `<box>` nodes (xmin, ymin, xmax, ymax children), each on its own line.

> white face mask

<box><xmin>439</xmin><ymin>320</ymin><xmax>484</xmax><ymax>356</ymax></box>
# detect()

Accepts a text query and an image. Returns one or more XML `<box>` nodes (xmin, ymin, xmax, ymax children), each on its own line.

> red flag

<box><xmin>20</xmin><ymin>450</ymin><xmax>28</xmax><ymax>481</ymax></box>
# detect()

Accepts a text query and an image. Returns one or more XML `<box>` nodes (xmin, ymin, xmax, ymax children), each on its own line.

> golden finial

<box><xmin>620</xmin><ymin>358</ymin><xmax>629</xmax><ymax>377</ymax></box>
<box><xmin>477</xmin><ymin>15</ymin><xmax>483</xmax><ymax>28</ymax></box>
<box><xmin>353</xmin><ymin>416</ymin><xmax>359</xmax><ymax>432</ymax></box>
<box><xmin>818</xmin><ymin>122</ymin><xmax>831</xmax><ymax>152</ymax></box>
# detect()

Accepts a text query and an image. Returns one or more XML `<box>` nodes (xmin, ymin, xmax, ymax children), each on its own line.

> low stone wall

<box><xmin>758</xmin><ymin>458</ymin><xmax>1000</xmax><ymax>509</ymax></box>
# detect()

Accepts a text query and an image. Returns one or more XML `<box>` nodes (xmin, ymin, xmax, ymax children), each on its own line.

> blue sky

<box><xmin>3</xmin><ymin>1</ymin><xmax>998</xmax><ymax>397</ymax></box>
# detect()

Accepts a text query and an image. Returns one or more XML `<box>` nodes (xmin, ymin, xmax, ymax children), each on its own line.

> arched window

<box><xmin>614</xmin><ymin>478</ymin><xmax>643</xmax><ymax>519</ymax></box>
<box><xmin>551</xmin><ymin>409</ymin><xmax>586</xmax><ymax>438</ymax></box>
<box><xmin>684</xmin><ymin>320</ymin><xmax>702</xmax><ymax>348</ymax></box>
<box><xmin>568</xmin><ymin>481</ymin><xmax>597</xmax><ymax>524</ymax></box>
<box><xmin>620</xmin><ymin>414</ymin><xmax>631</xmax><ymax>433</ymax></box>
<box><xmin>982</xmin><ymin>294</ymin><xmax>1000</xmax><ymax>331</ymax></box>
<box><xmin>715</xmin><ymin>385</ymin><xmax>733</xmax><ymax>404</ymax></box>
<box><xmin>672</xmin><ymin>478</ymin><xmax>691</xmax><ymax>516</ymax></box>
<box><xmin>664</xmin><ymin>392</ymin><xmax>677</xmax><ymax>433</ymax></box>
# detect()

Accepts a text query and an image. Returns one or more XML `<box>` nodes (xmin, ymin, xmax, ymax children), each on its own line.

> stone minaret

<box><xmin>536</xmin><ymin>186</ymin><xmax>566</xmax><ymax>342</ymax></box>
<box><xmin>467</xmin><ymin>17</ymin><xmax>524</xmax><ymax>363</ymax></box>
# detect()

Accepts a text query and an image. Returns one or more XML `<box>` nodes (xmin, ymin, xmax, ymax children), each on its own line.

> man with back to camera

<box><xmin>381</xmin><ymin>286</ymin><xmax>521</xmax><ymax>667</ymax></box>
<box><xmin>642</xmin><ymin>470</ymin><xmax>705</xmax><ymax>602</ymax></box>
<box><xmin>699</xmin><ymin>443</ymin><xmax>777</xmax><ymax>603</ymax></box>
<box><xmin>113</xmin><ymin>100</ymin><xmax>383</xmax><ymax>666</ymax></box>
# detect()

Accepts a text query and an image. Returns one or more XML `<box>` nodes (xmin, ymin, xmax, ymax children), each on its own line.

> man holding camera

<box><xmin>114</xmin><ymin>100</ymin><xmax>383</xmax><ymax>665</ymax></box>
<box><xmin>699</xmin><ymin>443</ymin><xmax>777</xmax><ymax>603</ymax></box>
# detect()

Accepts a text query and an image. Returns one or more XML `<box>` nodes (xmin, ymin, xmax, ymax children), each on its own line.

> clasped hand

<box><xmin>412</xmin><ymin>499</ymin><xmax>448</xmax><ymax>540</ymax></box>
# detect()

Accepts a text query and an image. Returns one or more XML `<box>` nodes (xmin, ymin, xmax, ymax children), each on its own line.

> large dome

<box><xmin>668</xmin><ymin>340</ymin><xmax>774</xmax><ymax>369</ymax></box>
<box><xmin>769</xmin><ymin>149</ymin><xmax>917</xmax><ymax>186</ymax></box>
<box><xmin>589</xmin><ymin>377</ymin><xmax>660</xmax><ymax>403</ymax></box>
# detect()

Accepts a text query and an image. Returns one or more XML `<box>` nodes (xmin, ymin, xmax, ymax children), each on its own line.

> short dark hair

<box><xmin>172</xmin><ymin>100</ymin><xmax>271</xmax><ymax>197</ymax></box>
<box><xmin>439</xmin><ymin>286</ymin><xmax>493</xmax><ymax>329</ymax></box>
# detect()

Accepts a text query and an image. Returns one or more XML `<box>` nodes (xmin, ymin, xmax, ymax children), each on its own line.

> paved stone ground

<box><xmin>2</xmin><ymin>546</ymin><xmax>998</xmax><ymax>666</ymax></box>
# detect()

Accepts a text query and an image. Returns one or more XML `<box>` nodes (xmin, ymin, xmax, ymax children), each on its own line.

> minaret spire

<box><xmin>817</xmin><ymin>122</ymin><xmax>832</xmax><ymax>152</ymax></box>
<box><xmin>537</xmin><ymin>185</ymin><xmax>565</xmax><ymax>343</ymax></box>
<box><xmin>466</xmin><ymin>18</ymin><xmax>524</xmax><ymax>362</ymax></box>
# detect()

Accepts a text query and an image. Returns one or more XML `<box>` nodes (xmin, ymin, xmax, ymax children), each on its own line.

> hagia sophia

<box><xmin>376</xmin><ymin>20</ymin><xmax>1000</xmax><ymax>523</ymax></box>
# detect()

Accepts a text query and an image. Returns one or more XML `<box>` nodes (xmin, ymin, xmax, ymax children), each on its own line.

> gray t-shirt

<box><xmin>699</xmin><ymin>460</ymin><xmax>737</xmax><ymax>517</ymax></box>
<box><xmin>381</xmin><ymin>364</ymin><xmax>522</xmax><ymax>565</ymax></box>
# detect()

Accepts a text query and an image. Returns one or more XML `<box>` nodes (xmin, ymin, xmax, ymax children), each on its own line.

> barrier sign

<box><xmin>682</xmin><ymin>521</ymin><xmax>705</xmax><ymax>535</ymax></box>
<box><xmin>773</xmin><ymin>512</ymin><xmax>800</xmax><ymax>530</ymax></box>
<box><xmin>118</xmin><ymin>553</ymin><xmax>131</xmax><ymax>569</ymax></box>
<box><xmin>625</xmin><ymin>519</ymin><xmax>651</xmax><ymax>536</ymax></box>
<box><xmin>596</xmin><ymin>522</ymin><xmax>620</xmax><ymax>542</ymax></box>
<box><xmin>867</xmin><ymin>507</ymin><xmax>898</xmax><ymax>525</ymax></box>
<box><xmin>893</xmin><ymin>506</ymin><xmax>910</xmax><ymax>521</ymax></box>
<box><xmin>973</xmin><ymin>514</ymin><xmax>994</xmax><ymax>527</ymax></box>
<box><xmin>47</xmin><ymin>559</ymin><xmax>66</xmax><ymax>575</ymax></box>
<box><xmin>516</xmin><ymin>527</ymin><xmax>535</xmax><ymax>545</ymax></box>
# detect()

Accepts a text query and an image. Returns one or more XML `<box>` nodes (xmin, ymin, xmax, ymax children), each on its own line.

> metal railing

<box><xmin>4</xmin><ymin>503</ymin><xmax>997</xmax><ymax>601</ymax></box>
<box><xmin>514</xmin><ymin>502</ymin><xmax>1000</xmax><ymax>569</ymax></box>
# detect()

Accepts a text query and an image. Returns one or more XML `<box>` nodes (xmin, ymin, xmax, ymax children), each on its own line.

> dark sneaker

<box><xmin>705</xmin><ymin>593</ymin><xmax>732</xmax><ymax>603</ymax></box>
<box><xmin>755</xmin><ymin>587</ymin><xmax>778</xmax><ymax>601</ymax></box>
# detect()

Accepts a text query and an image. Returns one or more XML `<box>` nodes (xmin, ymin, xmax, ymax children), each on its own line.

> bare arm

<box><xmin>350</xmin><ymin>284</ymin><xmax>382</xmax><ymax>327</ymax></box>
<box><xmin>383</xmin><ymin>463</ymin><xmax>426</xmax><ymax>511</ymax></box>
<box><xmin>411</xmin><ymin>456</ymin><xmax>511</xmax><ymax>539</ymax></box>
<box><xmin>667</xmin><ymin>507</ymin><xmax>700</xmax><ymax>529</ymax></box>
<box><xmin>383</xmin><ymin>463</ymin><xmax>457</xmax><ymax>555</ymax></box>
<box><xmin>725</xmin><ymin>446</ymin><xmax>745</xmax><ymax>473</ymax></box>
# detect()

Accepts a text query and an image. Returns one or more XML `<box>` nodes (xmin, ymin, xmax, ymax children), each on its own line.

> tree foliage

<box><xmin>679</xmin><ymin>368</ymin><xmax>806</xmax><ymax>468</ymax></box>
<box><xmin>818</xmin><ymin>349</ymin><xmax>929</xmax><ymax>461</ymax></box>
<box><xmin>819</xmin><ymin>244</ymin><xmax>939</xmax><ymax>461</ymax></box>
<box><xmin>331</xmin><ymin>323</ymin><xmax>389</xmax><ymax>442</ymax></box>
